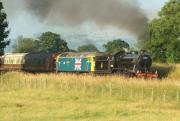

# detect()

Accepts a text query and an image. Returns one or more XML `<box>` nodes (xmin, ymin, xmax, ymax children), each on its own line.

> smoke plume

<box><xmin>24</xmin><ymin>0</ymin><xmax>148</xmax><ymax>41</ymax></box>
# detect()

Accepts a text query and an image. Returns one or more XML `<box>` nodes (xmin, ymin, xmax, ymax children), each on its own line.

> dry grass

<box><xmin>0</xmin><ymin>64</ymin><xmax>180</xmax><ymax>121</ymax></box>
<box><xmin>152</xmin><ymin>63</ymin><xmax>180</xmax><ymax>79</ymax></box>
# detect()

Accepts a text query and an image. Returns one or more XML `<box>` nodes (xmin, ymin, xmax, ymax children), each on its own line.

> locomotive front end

<box><xmin>135</xmin><ymin>54</ymin><xmax>152</xmax><ymax>73</ymax></box>
<box><xmin>135</xmin><ymin>54</ymin><xmax>158</xmax><ymax>78</ymax></box>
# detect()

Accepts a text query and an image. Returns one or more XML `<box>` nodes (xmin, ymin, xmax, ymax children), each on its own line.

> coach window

<box><xmin>13</xmin><ymin>59</ymin><xmax>15</xmax><ymax>64</ymax></box>
<box><xmin>18</xmin><ymin>58</ymin><xmax>20</xmax><ymax>64</ymax></box>
<box><xmin>6</xmin><ymin>59</ymin><xmax>8</xmax><ymax>64</ymax></box>
<box><xmin>17</xmin><ymin>58</ymin><xmax>20</xmax><ymax>64</ymax></box>
<box><xmin>9</xmin><ymin>59</ymin><xmax>10</xmax><ymax>64</ymax></box>
<box><xmin>14</xmin><ymin>59</ymin><xmax>16</xmax><ymax>64</ymax></box>
<box><xmin>16</xmin><ymin>59</ymin><xmax>18</xmax><ymax>64</ymax></box>
<box><xmin>12</xmin><ymin>59</ymin><xmax>14</xmax><ymax>64</ymax></box>
<box><xmin>19</xmin><ymin>58</ymin><xmax>21</xmax><ymax>64</ymax></box>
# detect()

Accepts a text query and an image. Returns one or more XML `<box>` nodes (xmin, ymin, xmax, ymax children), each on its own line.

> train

<box><xmin>0</xmin><ymin>51</ymin><xmax>158</xmax><ymax>78</ymax></box>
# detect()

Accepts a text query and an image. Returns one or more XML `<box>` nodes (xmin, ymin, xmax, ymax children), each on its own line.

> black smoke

<box><xmin>25</xmin><ymin>0</ymin><xmax>148</xmax><ymax>41</ymax></box>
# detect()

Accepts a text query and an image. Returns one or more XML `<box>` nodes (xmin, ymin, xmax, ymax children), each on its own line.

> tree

<box><xmin>0</xmin><ymin>2</ymin><xmax>9</xmax><ymax>55</ymax></box>
<box><xmin>39</xmin><ymin>32</ymin><xmax>69</xmax><ymax>52</ymax></box>
<box><xmin>77</xmin><ymin>44</ymin><xmax>99</xmax><ymax>52</ymax></box>
<box><xmin>146</xmin><ymin>0</ymin><xmax>180</xmax><ymax>63</ymax></box>
<box><xmin>12</xmin><ymin>36</ymin><xmax>40</xmax><ymax>53</ymax></box>
<box><xmin>103</xmin><ymin>39</ymin><xmax>130</xmax><ymax>53</ymax></box>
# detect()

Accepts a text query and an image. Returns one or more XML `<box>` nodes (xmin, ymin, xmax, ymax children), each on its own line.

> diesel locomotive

<box><xmin>0</xmin><ymin>51</ymin><xmax>158</xmax><ymax>78</ymax></box>
<box><xmin>56</xmin><ymin>52</ymin><xmax>113</xmax><ymax>73</ymax></box>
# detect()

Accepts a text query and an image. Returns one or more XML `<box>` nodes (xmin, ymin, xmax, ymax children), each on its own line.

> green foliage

<box><xmin>146</xmin><ymin>0</ymin><xmax>180</xmax><ymax>63</ymax></box>
<box><xmin>39</xmin><ymin>32</ymin><xmax>69</xmax><ymax>52</ymax></box>
<box><xmin>103</xmin><ymin>39</ymin><xmax>130</xmax><ymax>53</ymax></box>
<box><xmin>0</xmin><ymin>2</ymin><xmax>9</xmax><ymax>55</ymax></box>
<box><xmin>12</xmin><ymin>32</ymin><xmax>70</xmax><ymax>53</ymax></box>
<box><xmin>77</xmin><ymin>44</ymin><xmax>99</xmax><ymax>52</ymax></box>
<box><xmin>12</xmin><ymin>36</ymin><xmax>40</xmax><ymax>53</ymax></box>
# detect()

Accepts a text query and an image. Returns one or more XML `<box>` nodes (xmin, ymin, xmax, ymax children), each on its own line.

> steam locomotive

<box><xmin>0</xmin><ymin>51</ymin><xmax>158</xmax><ymax>78</ymax></box>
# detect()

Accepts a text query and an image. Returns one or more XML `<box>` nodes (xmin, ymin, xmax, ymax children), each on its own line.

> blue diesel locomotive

<box><xmin>56</xmin><ymin>52</ymin><xmax>113</xmax><ymax>73</ymax></box>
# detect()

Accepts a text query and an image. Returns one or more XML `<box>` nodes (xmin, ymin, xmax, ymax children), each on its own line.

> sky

<box><xmin>2</xmin><ymin>0</ymin><xmax>169</xmax><ymax>52</ymax></box>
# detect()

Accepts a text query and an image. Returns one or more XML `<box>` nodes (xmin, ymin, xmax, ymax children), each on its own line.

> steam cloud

<box><xmin>24</xmin><ymin>0</ymin><xmax>148</xmax><ymax>41</ymax></box>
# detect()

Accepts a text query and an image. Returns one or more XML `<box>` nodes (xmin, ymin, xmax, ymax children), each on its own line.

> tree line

<box><xmin>0</xmin><ymin>0</ymin><xmax>179</xmax><ymax>63</ymax></box>
<box><xmin>145</xmin><ymin>0</ymin><xmax>180</xmax><ymax>63</ymax></box>
<box><xmin>12</xmin><ymin>33</ymin><xmax>130</xmax><ymax>54</ymax></box>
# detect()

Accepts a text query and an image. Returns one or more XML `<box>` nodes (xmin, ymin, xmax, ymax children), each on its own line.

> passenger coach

<box><xmin>2</xmin><ymin>53</ymin><xmax>27</xmax><ymax>71</ymax></box>
<box><xmin>24</xmin><ymin>52</ymin><xmax>59</xmax><ymax>72</ymax></box>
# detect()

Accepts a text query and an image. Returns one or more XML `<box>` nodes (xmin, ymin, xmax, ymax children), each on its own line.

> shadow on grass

<box><xmin>0</xmin><ymin>71</ymin><xmax>6</xmax><ymax>75</ymax></box>
<box><xmin>151</xmin><ymin>64</ymin><xmax>175</xmax><ymax>78</ymax></box>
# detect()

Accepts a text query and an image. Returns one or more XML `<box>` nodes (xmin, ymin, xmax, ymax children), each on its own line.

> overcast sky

<box><xmin>2</xmin><ymin>0</ymin><xmax>169</xmax><ymax>52</ymax></box>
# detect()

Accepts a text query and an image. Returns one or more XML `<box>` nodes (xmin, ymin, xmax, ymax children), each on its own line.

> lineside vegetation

<box><xmin>0</xmin><ymin>64</ymin><xmax>179</xmax><ymax>121</ymax></box>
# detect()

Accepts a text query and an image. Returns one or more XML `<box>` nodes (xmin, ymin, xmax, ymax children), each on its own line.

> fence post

<box><xmin>83</xmin><ymin>80</ymin><xmax>86</xmax><ymax>93</ymax></box>
<box><xmin>45</xmin><ymin>79</ymin><xmax>47</xmax><ymax>88</ymax></box>
<box><xmin>60</xmin><ymin>80</ymin><xmax>63</xmax><ymax>90</ymax></box>
<box><xmin>19</xmin><ymin>80</ymin><xmax>21</xmax><ymax>88</ymax></box>
<box><xmin>151</xmin><ymin>88</ymin><xmax>154</xmax><ymax>102</ymax></box>
<box><xmin>0</xmin><ymin>77</ymin><xmax>1</xmax><ymax>87</ymax></box>
<box><xmin>177</xmin><ymin>91</ymin><xmax>179</xmax><ymax>103</ymax></box>
<box><xmin>40</xmin><ymin>79</ymin><xmax>42</xmax><ymax>89</ymax></box>
<box><xmin>131</xmin><ymin>87</ymin><xmax>133</xmax><ymax>98</ymax></box>
<box><xmin>101</xmin><ymin>85</ymin><xmax>104</xmax><ymax>97</ymax></box>
<box><xmin>36</xmin><ymin>79</ymin><xmax>38</xmax><ymax>88</ymax></box>
<box><xmin>75</xmin><ymin>80</ymin><xmax>78</xmax><ymax>91</ymax></box>
<box><xmin>109</xmin><ymin>82</ymin><xmax>112</xmax><ymax>96</ymax></box>
<box><xmin>29</xmin><ymin>79</ymin><xmax>31</xmax><ymax>88</ymax></box>
<box><xmin>120</xmin><ymin>86</ymin><xmax>123</xmax><ymax>98</ymax></box>
<box><xmin>1</xmin><ymin>78</ymin><xmax>4</xmax><ymax>87</ymax></box>
<box><xmin>66</xmin><ymin>81</ymin><xmax>68</xmax><ymax>90</ymax></box>
<box><xmin>163</xmin><ymin>91</ymin><xmax>166</xmax><ymax>104</ymax></box>
<box><xmin>30</xmin><ymin>79</ymin><xmax>33</xmax><ymax>88</ymax></box>
<box><xmin>91</xmin><ymin>83</ymin><xmax>94</xmax><ymax>95</ymax></box>
<box><xmin>0</xmin><ymin>75</ymin><xmax>1</xmax><ymax>87</ymax></box>
<box><xmin>142</xmin><ymin>88</ymin><xmax>144</xmax><ymax>100</ymax></box>
<box><xmin>25</xmin><ymin>79</ymin><xmax>27</xmax><ymax>88</ymax></box>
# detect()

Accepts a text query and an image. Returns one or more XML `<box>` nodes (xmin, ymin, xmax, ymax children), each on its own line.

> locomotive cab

<box><xmin>94</xmin><ymin>55</ymin><xmax>113</xmax><ymax>73</ymax></box>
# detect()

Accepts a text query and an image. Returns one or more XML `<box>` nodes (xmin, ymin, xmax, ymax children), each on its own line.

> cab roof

<box><xmin>59</xmin><ymin>52</ymin><xmax>110</xmax><ymax>58</ymax></box>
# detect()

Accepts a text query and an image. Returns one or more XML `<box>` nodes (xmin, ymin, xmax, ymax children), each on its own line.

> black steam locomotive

<box><xmin>112</xmin><ymin>51</ymin><xmax>157</xmax><ymax>77</ymax></box>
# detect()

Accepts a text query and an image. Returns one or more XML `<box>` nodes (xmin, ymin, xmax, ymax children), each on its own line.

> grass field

<box><xmin>0</xmin><ymin>64</ymin><xmax>180</xmax><ymax>121</ymax></box>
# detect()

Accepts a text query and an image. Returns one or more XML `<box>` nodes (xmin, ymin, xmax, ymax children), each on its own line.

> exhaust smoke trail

<box><xmin>25</xmin><ymin>0</ymin><xmax>148</xmax><ymax>41</ymax></box>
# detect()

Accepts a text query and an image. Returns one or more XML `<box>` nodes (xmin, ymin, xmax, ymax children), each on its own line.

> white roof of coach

<box><xmin>3</xmin><ymin>53</ymin><xmax>28</xmax><ymax>58</ymax></box>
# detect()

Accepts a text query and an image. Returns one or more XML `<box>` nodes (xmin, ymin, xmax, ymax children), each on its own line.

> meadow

<box><xmin>0</xmin><ymin>64</ymin><xmax>180</xmax><ymax>121</ymax></box>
